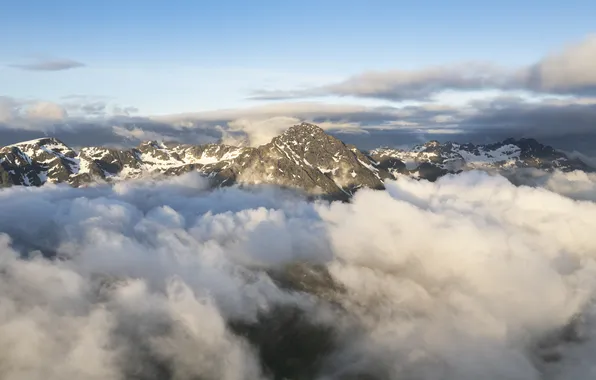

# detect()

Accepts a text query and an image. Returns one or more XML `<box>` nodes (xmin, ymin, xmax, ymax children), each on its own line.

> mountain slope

<box><xmin>0</xmin><ymin>123</ymin><xmax>591</xmax><ymax>196</ymax></box>
<box><xmin>370</xmin><ymin>138</ymin><xmax>590</xmax><ymax>181</ymax></box>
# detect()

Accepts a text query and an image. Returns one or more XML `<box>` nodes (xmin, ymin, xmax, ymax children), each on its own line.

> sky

<box><xmin>0</xmin><ymin>0</ymin><xmax>595</xmax><ymax>151</ymax></box>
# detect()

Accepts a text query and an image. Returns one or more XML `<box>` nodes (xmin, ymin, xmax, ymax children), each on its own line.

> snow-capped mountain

<box><xmin>370</xmin><ymin>138</ymin><xmax>590</xmax><ymax>181</ymax></box>
<box><xmin>0</xmin><ymin>123</ymin><xmax>591</xmax><ymax>196</ymax></box>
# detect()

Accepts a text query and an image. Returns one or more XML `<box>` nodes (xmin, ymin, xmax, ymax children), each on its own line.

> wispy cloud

<box><xmin>9</xmin><ymin>58</ymin><xmax>85</xmax><ymax>71</ymax></box>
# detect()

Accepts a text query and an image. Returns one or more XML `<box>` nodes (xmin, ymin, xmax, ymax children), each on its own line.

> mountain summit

<box><xmin>0</xmin><ymin>123</ymin><xmax>590</xmax><ymax>196</ymax></box>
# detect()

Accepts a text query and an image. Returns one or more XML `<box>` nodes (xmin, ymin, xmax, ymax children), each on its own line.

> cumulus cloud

<box><xmin>250</xmin><ymin>35</ymin><xmax>596</xmax><ymax>101</ymax></box>
<box><xmin>9</xmin><ymin>58</ymin><xmax>86</xmax><ymax>71</ymax></box>
<box><xmin>0</xmin><ymin>170</ymin><xmax>596</xmax><ymax>379</ymax></box>
<box><xmin>505</xmin><ymin>168</ymin><xmax>596</xmax><ymax>202</ymax></box>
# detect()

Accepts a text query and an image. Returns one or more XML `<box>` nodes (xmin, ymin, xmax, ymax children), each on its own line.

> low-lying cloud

<box><xmin>0</xmin><ymin>170</ymin><xmax>596</xmax><ymax>379</ymax></box>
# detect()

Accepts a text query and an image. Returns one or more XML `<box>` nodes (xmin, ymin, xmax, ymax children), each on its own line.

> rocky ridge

<box><xmin>0</xmin><ymin>123</ymin><xmax>590</xmax><ymax>197</ymax></box>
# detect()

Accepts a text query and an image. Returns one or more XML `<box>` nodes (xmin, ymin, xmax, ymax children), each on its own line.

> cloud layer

<box><xmin>251</xmin><ymin>35</ymin><xmax>596</xmax><ymax>101</ymax></box>
<box><xmin>1</xmin><ymin>35</ymin><xmax>596</xmax><ymax>153</ymax></box>
<box><xmin>1</xmin><ymin>94</ymin><xmax>596</xmax><ymax>157</ymax></box>
<box><xmin>0</xmin><ymin>170</ymin><xmax>596</xmax><ymax>379</ymax></box>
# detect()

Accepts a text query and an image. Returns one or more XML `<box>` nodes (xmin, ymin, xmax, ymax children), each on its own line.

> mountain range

<box><xmin>0</xmin><ymin>122</ymin><xmax>590</xmax><ymax>198</ymax></box>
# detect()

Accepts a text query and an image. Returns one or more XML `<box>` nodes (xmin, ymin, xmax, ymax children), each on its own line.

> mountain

<box><xmin>370</xmin><ymin>138</ymin><xmax>590</xmax><ymax>181</ymax></box>
<box><xmin>0</xmin><ymin>123</ymin><xmax>591</xmax><ymax>196</ymax></box>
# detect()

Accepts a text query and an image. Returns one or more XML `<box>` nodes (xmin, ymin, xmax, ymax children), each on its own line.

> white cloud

<box><xmin>505</xmin><ymin>168</ymin><xmax>596</xmax><ymax>202</ymax></box>
<box><xmin>0</xmin><ymin>97</ymin><xmax>67</xmax><ymax>129</ymax></box>
<box><xmin>25</xmin><ymin>101</ymin><xmax>68</xmax><ymax>120</ymax></box>
<box><xmin>0</xmin><ymin>170</ymin><xmax>596</xmax><ymax>378</ymax></box>
<box><xmin>222</xmin><ymin>116</ymin><xmax>301</xmax><ymax>146</ymax></box>
<box><xmin>112</xmin><ymin>125</ymin><xmax>171</xmax><ymax>142</ymax></box>
<box><xmin>0</xmin><ymin>96</ymin><xmax>19</xmax><ymax>122</ymax></box>
<box><xmin>218</xmin><ymin>116</ymin><xmax>368</xmax><ymax>147</ymax></box>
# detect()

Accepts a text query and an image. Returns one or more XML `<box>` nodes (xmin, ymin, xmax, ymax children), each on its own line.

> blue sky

<box><xmin>1</xmin><ymin>0</ymin><xmax>595</xmax><ymax>114</ymax></box>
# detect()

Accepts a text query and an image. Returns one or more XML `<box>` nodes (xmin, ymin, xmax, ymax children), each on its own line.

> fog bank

<box><xmin>0</xmin><ymin>170</ymin><xmax>595</xmax><ymax>379</ymax></box>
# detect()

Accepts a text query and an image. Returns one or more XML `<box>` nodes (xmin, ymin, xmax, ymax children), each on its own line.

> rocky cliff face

<box><xmin>0</xmin><ymin>123</ymin><xmax>591</xmax><ymax>196</ymax></box>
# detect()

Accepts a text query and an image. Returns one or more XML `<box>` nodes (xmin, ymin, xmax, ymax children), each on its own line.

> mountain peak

<box><xmin>0</xmin><ymin>127</ymin><xmax>591</xmax><ymax>196</ymax></box>
<box><xmin>139</xmin><ymin>140</ymin><xmax>167</xmax><ymax>150</ymax></box>
<box><xmin>296</xmin><ymin>122</ymin><xmax>324</xmax><ymax>131</ymax></box>
<box><xmin>279</xmin><ymin>122</ymin><xmax>327</xmax><ymax>139</ymax></box>
<box><xmin>502</xmin><ymin>137</ymin><xmax>540</xmax><ymax>146</ymax></box>
<box><xmin>5</xmin><ymin>137</ymin><xmax>68</xmax><ymax>149</ymax></box>
<box><xmin>271</xmin><ymin>122</ymin><xmax>333</xmax><ymax>149</ymax></box>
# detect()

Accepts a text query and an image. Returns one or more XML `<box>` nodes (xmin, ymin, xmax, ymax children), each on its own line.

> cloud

<box><xmin>0</xmin><ymin>96</ymin><xmax>146</xmax><ymax>147</ymax></box>
<box><xmin>505</xmin><ymin>168</ymin><xmax>596</xmax><ymax>202</ymax></box>
<box><xmin>0</xmin><ymin>96</ymin><xmax>67</xmax><ymax>126</ymax></box>
<box><xmin>151</xmin><ymin>102</ymin><xmax>386</xmax><ymax>146</ymax></box>
<box><xmin>562</xmin><ymin>150</ymin><xmax>596</xmax><ymax>169</ymax></box>
<box><xmin>156</xmin><ymin>102</ymin><xmax>391</xmax><ymax>122</ymax></box>
<box><xmin>251</xmin><ymin>62</ymin><xmax>517</xmax><ymax>101</ymax></box>
<box><xmin>249</xmin><ymin>35</ymin><xmax>596</xmax><ymax>101</ymax></box>
<box><xmin>0</xmin><ymin>99</ymin><xmax>424</xmax><ymax>147</ymax></box>
<box><xmin>1</xmin><ymin>170</ymin><xmax>596</xmax><ymax>378</ymax></box>
<box><xmin>457</xmin><ymin>98</ymin><xmax>596</xmax><ymax>137</ymax></box>
<box><xmin>1</xmin><ymin>35</ymin><xmax>594</xmax><ymax>151</ymax></box>
<box><xmin>0</xmin><ymin>96</ymin><xmax>20</xmax><ymax>122</ymax></box>
<box><xmin>525</xmin><ymin>35</ymin><xmax>596</xmax><ymax>95</ymax></box>
<box><xmin>221</xmin><ymin>116</ymin><xmax>301</xmax><ymax>146</ymax></box>
<box><xmin>1</xmin><ymin>94</ymin><xmax>595</xmax><ymax>156</ymax></box>
<box><xmin>9</xmin><ymin>58</ymin><xmax>85</xmax><ymax>71</ymax></box>
<box><xmin>216</xmin><ymin>115</ymin><xmax>368</xmax><ymax>147</ymax></box>
<box><xmin>112</xmin><ymin>105</ymin><xmax>139</xmax><ymax>116</ymax></box>
<box><xmin>112</xmin><ymin>125</ymin><xmax>176</xmax><ymax>142</ymax></box>
<box><xmin>25</xmin><ymin>101</ymin><xmax>68</xmax><ymax>120</ymax></box>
